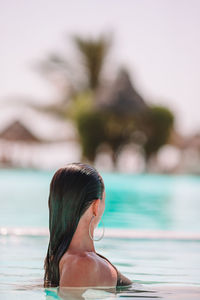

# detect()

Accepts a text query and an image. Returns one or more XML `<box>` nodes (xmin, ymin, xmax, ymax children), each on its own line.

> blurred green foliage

<box><xmin>137</xmin><ymin>105</ymin><xmax>174</xmax><ymax>162</ymax></box>
<box><xmin>67</xmin><ymin>93</ymin><xmax>174</xmax><ymax>165</ymax></box>
<box><xmin>67</xmin><ymin>91</ymin><xmax>105</xmax><ymax>161</ymax></box>
<box><xmin>67</xmin><ymin>90</ymin><xmax>137</xmax><ymax>163</ymax></box>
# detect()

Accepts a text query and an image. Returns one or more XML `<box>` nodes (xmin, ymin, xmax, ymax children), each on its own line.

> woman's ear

<box><xmin>92</xmin><ymin>199</ymin><xmax>100</xmax><ymax>216</ymax></box>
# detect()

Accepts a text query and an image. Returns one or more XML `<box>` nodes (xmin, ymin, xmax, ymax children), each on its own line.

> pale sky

<box><xmin>0</xmin><ymin>0</ymin><xmax>200</xmax><ymax>135</ymax></box>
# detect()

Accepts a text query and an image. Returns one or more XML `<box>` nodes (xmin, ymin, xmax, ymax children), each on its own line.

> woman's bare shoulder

<box><xmin>59</xmin><ymin>253</ymin><xmax>99</xmax><ymax>287</ymax></box>
<box><xmin>59</xmin><ymin>253</ymin><xmax>117</xmax><ymax>288</ymax></box>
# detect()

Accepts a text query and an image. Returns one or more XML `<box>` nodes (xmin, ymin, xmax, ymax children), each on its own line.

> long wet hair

<box><xmin>44</xmin><ymin>162</ymin><xmax>105</xmax><ymax>287</ymax></box>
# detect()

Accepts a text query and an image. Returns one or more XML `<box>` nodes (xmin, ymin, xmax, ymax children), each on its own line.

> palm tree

<box><xmin>72</xmin><ymin>33</ymin><xmax>111</xmax><ymax>90</ymax></box>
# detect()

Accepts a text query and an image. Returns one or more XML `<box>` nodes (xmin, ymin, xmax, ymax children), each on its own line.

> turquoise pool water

<box><xmin>0</xmin><ymin>168</ymin><xmax>200</xmax><ymax>231</ymax></box>
<box><xmin>0</xmin><ymin>169</ymin><xmax>200</xmax><ymax>299</ymax></box>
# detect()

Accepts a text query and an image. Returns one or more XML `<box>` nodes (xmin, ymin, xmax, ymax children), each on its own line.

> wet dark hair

<box><xmin>44</xmin><ymin>162</ymin><xmax>105</xmax><ymax>287</ymax></box>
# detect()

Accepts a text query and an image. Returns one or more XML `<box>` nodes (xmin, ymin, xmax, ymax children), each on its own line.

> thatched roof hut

<box><xmin>0</xmin><ymin>120</ymin><xmax>41</xmax><ymax>143</ymax></box>
<box><xmin>0</xmin><ymin>106</ymin><xmax>80</xmax><ymax>168</ymax></box>
<box><xmin>95</xmin><ymin>69</ymin><xmax>148</xmax><ymax>115</ymax></box>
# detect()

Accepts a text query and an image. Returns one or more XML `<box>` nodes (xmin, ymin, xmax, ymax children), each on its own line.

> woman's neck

<box><xmin>67</xmin><ymin>215</ymin><xmax>96</xmax><ymax>254</ymax></box>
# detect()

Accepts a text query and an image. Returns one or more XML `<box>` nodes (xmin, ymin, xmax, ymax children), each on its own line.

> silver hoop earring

<box><xmin>89</xmin><ymin>215</ymin><xmax>105</xmax><ymax>241</ymax></box>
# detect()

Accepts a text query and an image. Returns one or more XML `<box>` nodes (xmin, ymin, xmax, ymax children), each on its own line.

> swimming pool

<box><xmin>0</xmin><ymin>169</ymin><xmax>200</xmax><ymax>299</ymax></box>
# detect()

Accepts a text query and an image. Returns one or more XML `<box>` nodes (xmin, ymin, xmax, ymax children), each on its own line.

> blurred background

<box><xmin>1</xmin><ymin>0</ymin><xmax>200</xmax><ymax>233</ymax></box>
<box><xmin>0</xmin><ymin>0</ymin><xmax>200</xmax><ymax>296</ymax></box>
<box><xmin>0</xmin><ymin>0</ymin><xmax>200</xmax><ymax>173</ymax></box>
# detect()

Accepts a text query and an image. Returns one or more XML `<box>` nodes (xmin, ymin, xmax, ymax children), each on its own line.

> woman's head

<box><xmin>44</xmin><ymin>162</ymin><xmax>105</xmax><ymax>287</ymax></box>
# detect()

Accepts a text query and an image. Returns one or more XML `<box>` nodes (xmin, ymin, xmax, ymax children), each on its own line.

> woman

<box><xmin>44</xmin><ymin>162</ymin><xmax>132</xmax><ymax>288</ymax></box>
